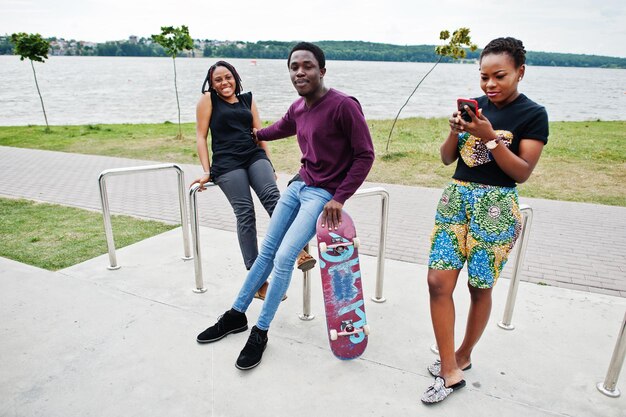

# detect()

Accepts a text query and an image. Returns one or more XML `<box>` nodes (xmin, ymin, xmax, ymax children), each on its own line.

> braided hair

<box><xmin>201</xmin><ymin>61</ymin><xmax>243</xmax><ymax>94</ymax></box>
<box><xmin>287</xmin><ymin>42</ymin><xmax>326</xmax><ymax>69</ymax></box>
<box><xmin>480</xmin><ymin>37</ymin><xmax>526</xmax><ymax>68</ymax></box>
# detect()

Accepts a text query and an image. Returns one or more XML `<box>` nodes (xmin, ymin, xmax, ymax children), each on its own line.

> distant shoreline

<box><xmin>4</xmin><ymin>55</ymin><xmax>625</xmax><ymax>71</ymax></box>
<box><xmin>1</xmin><ymin>37</ymin><xmax>624</xmax><ymax>69</ymax></box>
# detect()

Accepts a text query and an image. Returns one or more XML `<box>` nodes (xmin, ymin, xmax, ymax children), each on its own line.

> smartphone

<box><xmin>457</xmin><ymin>98</ymin><xmax>478</xmax><ymax>122</ymax></box>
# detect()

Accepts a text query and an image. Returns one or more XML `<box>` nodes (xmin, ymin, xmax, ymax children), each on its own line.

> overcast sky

<box><xmin>2</xmin><ymin>0</ymin><xmax>625</xmax><ymax>58</ymax></box>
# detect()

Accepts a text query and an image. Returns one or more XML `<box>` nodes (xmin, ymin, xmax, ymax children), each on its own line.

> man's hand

<box><xmin>251</xmin><ymin>128</ymin><xmax>259</xmax><ymax>144</ymax></box>
<box><xmin>320</xmin><ymin>199</ymin><xmax>343</xmax><ymax>230</ymax></box>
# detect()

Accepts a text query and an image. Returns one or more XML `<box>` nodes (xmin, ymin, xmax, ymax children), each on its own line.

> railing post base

<box><xmin>181</xmin><ymin>256</ymin><xmax>193</xmax><ymax>261</ymax></box>
<box><xmin>497</xmin><ymin>321</ymin><xmax>515</xmax><ymax>331</ymax></box>
<box><xmin>192</xmin><ymin>287</ymin><xmax>207</xmax><ymax>294</ymax></box>
<box><xmin>597</xmin><ymin>382</ymin><xmax>621</xmax><ymax>398</ymax></box>
<box><xmin>596</xmin><ymin>311</ymin><xmax>626</xmax><ymax>398</ymax></box>
<box><xmin>371</xmin><ymin>296</ymin><xmax>386</xmax><ymax>303</ymax></box>
<box><xmin>107</xmin><ymin>265</ymin><xmax>121</xmax><ymax>271</ymax></box>
<box><xmin>430</xmin><ymin>344</ymin><xmax>439</xmax><ymax>355</ymax></box>
<box><xmin>298</xmin><ymin>313</ymin><xmax>316</xmax><ymax>321</ymax></box>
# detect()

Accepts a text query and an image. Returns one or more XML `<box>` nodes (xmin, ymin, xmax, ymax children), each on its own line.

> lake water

<box><xmin>1</xmin><ymin>55</ymin><xmax>625</xmax><ymax>125</ymax></box>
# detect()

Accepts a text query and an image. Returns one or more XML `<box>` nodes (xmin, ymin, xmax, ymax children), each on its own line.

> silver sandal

<box><xmin>421</xmin><ymin>377</ymin><xmax>466</xmax><ymax>404</ymax></box>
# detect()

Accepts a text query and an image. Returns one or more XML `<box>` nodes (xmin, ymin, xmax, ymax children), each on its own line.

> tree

<box><xmin>151</xmin><ymin>25</ymin><xmax>193</xmax><ymax>139</ymax></box>
<box><xmin>385</xmin><ymin>28</ymin><xmax>478</xmax><ymax>152</ymax></box>
<box><xmin>11</xmin><ymin>32</ymin><xmax>51</xmax><ymax>132</ymax></box>
<box><xmin>0</xmin><ymin>36</ymin><xmax>14</xmax><ymax>54</ymax></box>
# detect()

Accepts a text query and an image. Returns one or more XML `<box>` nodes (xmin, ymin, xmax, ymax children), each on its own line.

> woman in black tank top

<box><xmin>191</xmin><ymin>61</ymin><xmax>315</xmax><ymax>298</ymax></box>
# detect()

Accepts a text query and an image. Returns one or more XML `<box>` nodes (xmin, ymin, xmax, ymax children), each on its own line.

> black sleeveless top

<box><xmin>209</xmin><ymin>91</ymin><xmax>268</xmax><ymax>179</ymax></box>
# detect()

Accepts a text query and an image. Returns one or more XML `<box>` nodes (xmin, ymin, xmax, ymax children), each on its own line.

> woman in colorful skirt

<box><xmin>421</xmin><ymin>37</ymin><xmax>549</xmax><ymax>404</ymax></box>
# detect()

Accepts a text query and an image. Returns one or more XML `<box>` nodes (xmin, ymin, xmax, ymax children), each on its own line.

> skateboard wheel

<box><xmin>330</xmin><ymin>329</ymin><xmax>338</xmax><ymax>341</ymax></box>
<box><xmin>363</xmin><ymin>325</ymin><xmax>370</xmax><ymax>336</ymax></box>
<box><xmin>319</xmin><ymin>242</ymin><xmax>327</xmax><ymax>253</ymax></box>
<box><xmin>352</xmin><ymin>237</ymin><xmax>360</xmax><ymax>248</ymax></box>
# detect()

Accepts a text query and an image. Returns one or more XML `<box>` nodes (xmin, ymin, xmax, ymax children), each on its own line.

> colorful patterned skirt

<box><xmin>428</xmin><ymin>180</ymin><xmax>522</xmax><ymax>288</ymax></box>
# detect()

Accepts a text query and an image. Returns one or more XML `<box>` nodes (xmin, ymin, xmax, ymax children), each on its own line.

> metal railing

<box><xmin>353</xmin><ymin>187</ymin><xmax>390</xmax><ymax>303</ymax></box>
<box><xmin>431</xmin><ymin>204</ymin><xmax>534</xmax><ymax>354</ymax></box>
<box><xmin>299</xmin><ymin>187</ymin><xmax>390</xmax><ymax>320</ymax></box>
<box><xmin>189</xmin><ymin>181</ymin><xmax>217</xmax><ymax>293</ymax></box>
<box><xmin>188</xmin><ymin>183</ymin><xmax>389</xmax><ymax>308</ymax></box>
<box><xmin>597</xmin><ymin>311</ymin><xmax>626</xmax><ymax>397</ymax></box>
<box><xmin>98</xmin><ymin>163</ymin><xmax>191</xmax><ymax>270</ymax></box>
<box><xmin>497</xmin><ymin>204</ymin><xmax>534</xmax><ymax>330</ymax></box>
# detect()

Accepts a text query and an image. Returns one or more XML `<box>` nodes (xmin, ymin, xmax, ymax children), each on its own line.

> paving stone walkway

<box><xmin>1</xmin><ymin>145</ymin><xmax>624</xmax><ymax>296</ymax></box>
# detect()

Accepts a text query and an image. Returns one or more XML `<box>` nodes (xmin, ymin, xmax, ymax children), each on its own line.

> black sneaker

<box><xmin>235</xmin><ymin>326</ymin><xmax>268</xmax><ymax>370</ymax></box>
<box><xmin>196</xmin><ymin>310</ymin><xmax>248</xmax><ymax>343</ymax></box>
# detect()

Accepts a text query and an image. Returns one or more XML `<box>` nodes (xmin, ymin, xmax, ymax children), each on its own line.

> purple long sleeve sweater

<box><xmin>256</xmin><ymin>88</ymin><xmax>375</xmax><ymax>204</ymax></box>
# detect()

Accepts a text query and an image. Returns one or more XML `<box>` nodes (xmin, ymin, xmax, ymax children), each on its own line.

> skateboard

<box><xmin>316</xmin><ymin>209</ymin><xmax>369</xmax><ymax>360</ymax></box>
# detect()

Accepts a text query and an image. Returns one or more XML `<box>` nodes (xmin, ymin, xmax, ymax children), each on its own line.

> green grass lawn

<box><xmin>0</xmin><ymin>197</ymin><xmax>176</xmax><ymax>270</ymax></box>
<box><xmin>0</xmin><ymin>119</ymin><xmax>624</xmax><ymax>206</ymax></box>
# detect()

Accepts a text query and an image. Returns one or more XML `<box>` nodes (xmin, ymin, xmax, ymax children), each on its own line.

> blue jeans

<box><xmin>232</xmin><ymin>180</ymin><xmax>332</xmax><ymax>330</ymax></box>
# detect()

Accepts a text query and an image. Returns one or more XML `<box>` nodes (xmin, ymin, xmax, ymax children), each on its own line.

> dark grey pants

<box><xmin>214</xmin><ymin>158</ymin><xmax>280</xmax><ymax>270</ymax></box>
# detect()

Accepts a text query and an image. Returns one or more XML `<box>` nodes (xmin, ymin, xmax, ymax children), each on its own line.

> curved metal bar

<box><xmin>597</xmin><ymin>311</ymin><xmax>626</xmax><ymax>397</ymax></box>
<box><xmin>98</xmin><ymin>163</ymin><xmax>190</xmax><ymax>270</ymax></box>
<box><xmin>353</xmin><ymin>187</ymin><xmax>390</xmax><ymax>303</ymax></box>
<box><xmin>298</xmin><ymin>243</ymin><xmax>315</xmax><ymax>320</ymax></box>
<box><xmin>97</xmin><ymin>174</ymin><xmax>119</xmax><ymax>270</ymax></box>
<box><xmin>175</xmin><ymin>168</ymin><xmax>192</xmax><ymax>260</ymax></box>
<box><xmin>498</xmin><ymin>204</ymin><xmax>534</xmax><ymax>330</ymax></box>
<box><xmin>188</xmin><ymin>181</ymin><xmax>217</xmax><ymax>293</ymax></box>
<box><xmin>187</xmin><ymin>184</ymin><xmax>390</xmax><ymax>309</ymax></box>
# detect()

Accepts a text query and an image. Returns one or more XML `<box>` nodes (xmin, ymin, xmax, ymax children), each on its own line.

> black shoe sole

<box><xmin>235</xmin><ymin>344</ymin><xmax>267</xmax><ymax>370</ymax></box>
<box><xmin>196</xmin><ymin>324</ymin><xmax>248</xmax><ymax>344</ymax></box>
<box><xmin>235</xmin><ymin>359</ymin><xmax>262</xmax><ymax>371</ymax></box>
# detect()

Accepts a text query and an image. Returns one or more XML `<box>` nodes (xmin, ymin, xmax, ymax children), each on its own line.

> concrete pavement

<box><xmin>1</xmin><ymin>226</ymin><xmax>625</xmax><ymax>416</ymax></box>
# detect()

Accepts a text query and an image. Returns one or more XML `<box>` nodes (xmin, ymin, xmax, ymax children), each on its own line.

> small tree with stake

<box><xmin>151</xmin><ymin>25</ymin><xmax>194</xmax><ymax>140</ymax></box>
<box><xmin>11</xmin><ymin>32</ymin><xmax>51</xmax><ymax>132</ymax></box>
<box><xmin>385</xmin><ymin>28</ymin><xmax>477</xmax><ymax>152</ymax></box>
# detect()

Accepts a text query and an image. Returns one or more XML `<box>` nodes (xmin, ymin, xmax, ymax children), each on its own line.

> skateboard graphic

<box><xmin>316</xmin><ymin>210</ymin><xmax>369</xmax><ymax>360</ymax></box>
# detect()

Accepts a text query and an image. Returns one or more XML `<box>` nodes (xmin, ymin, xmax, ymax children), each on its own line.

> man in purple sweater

<box><xmin>196</xmin><ymin>42</ymin><xmax>375</xmax><ymax>370</ymax></box>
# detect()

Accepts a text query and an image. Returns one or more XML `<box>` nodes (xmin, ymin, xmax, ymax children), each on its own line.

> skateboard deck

<box><xmin>316</xmin><ymin>210</ymin><xmax>369</xmax><ymax>360</ymax></box>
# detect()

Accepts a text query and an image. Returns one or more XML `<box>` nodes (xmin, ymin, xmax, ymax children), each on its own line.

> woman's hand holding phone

<box><xmin>450</xmin><ymin>98</ymin><xmax>478</xmax><ymax>133</ymax></box>
<box><xmin>455</xmin><ymin>98</ymin><xmax>499</xmax><ymax>143</ymax></box>
<box><xmin>449</xmin><ymin>112</ymin><xmax>464</xmax><ymax>134</ymax></box>
<box><xmin>457</xmin><ymin>98</ymin><xmax>479</xmax><ymax>122</ymax></box>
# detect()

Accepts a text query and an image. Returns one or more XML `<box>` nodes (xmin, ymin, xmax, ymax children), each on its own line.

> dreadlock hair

<box><xmin>287</xmin><ymin>42</ymin><xmax>326</xmax><ymax>69</ymax></box>
<box><xmin>201</xmin><ymin>61</ymin><xmax>243</xmax><ymax>95</ymax></box>
<box><xmin>480</xmin><ymin>37</ymin><xmax>526</xmax><ymax>68</ymax></box>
